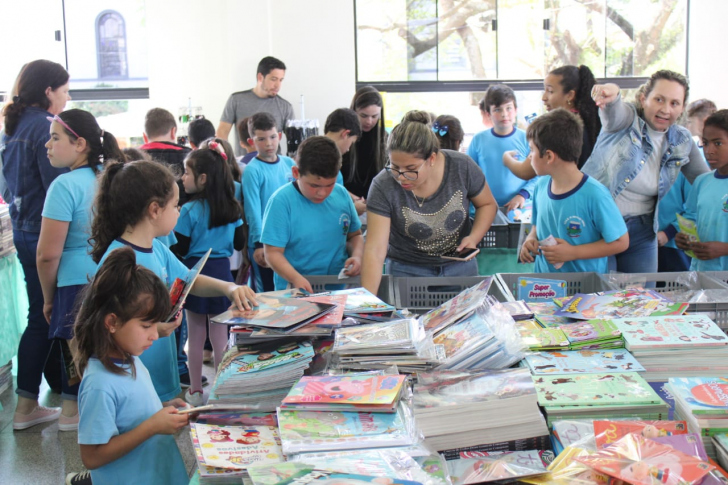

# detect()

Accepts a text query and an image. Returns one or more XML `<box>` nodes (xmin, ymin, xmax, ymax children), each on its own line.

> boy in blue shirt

<box><xmin>519</xmin><ymin>109</ymin><xmax>629</xmax><ymax>273</ymax></box>
<box><xmin>468</xmin><ymin>84</ymin><xmax>534</xmax><ymax>211</ymax></box>
<box><xmin>261</xmin><ymin>136</ymin><xmax>363</xmax><ymax>293</ymax></box>
<box><xmin>323</xmin><ymin>108</ymin><xmax>366</xmax><ymax>215</ymax></box>
<box><xmin>243</xmin><ymin>112</ymin><xmax>296</xmax><ymax>292</ymax></box>
<box><xmin>676</xmin><ymin>110</ymin><xmax>728</xmax><ymax>270</ymax></box>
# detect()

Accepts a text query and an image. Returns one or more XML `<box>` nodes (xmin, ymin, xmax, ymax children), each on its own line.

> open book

<box><xmin>166</xmin><ymin>248</ymin><xmax>211</xmax><ymax>322</ymax></box>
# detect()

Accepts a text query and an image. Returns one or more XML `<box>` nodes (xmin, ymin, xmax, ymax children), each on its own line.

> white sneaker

<box><xmin>185</xmin><ymin>389</ymin><xmax>205</xmax><ymax>407</ymax></box>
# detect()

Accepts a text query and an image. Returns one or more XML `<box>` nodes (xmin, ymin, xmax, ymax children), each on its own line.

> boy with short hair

<box><xmin>243</xmin><ymin>112</ymin><xmax>296</xmax><ymax>292</ymax></box>
<box><xmin>323</xmin><ymin>108</ymin><xmax>366</xmax><ymax>214</ymax></box>
<box><xmin>520</xmin><ymin>109</ymin><xmax>629</xmax><ymax>273</ymax></box>
<box><xmin>468</xmin><ymin>84</ymin><xmax>534</xmax><ymax>211</ymax></box>
<box><xmin>187</xmin><ymin>118</ymin><xmax>215</xmax><ymax>149</ymax></box>
<box><xmin>261</xmin><ymin>136</ymin><xmax>363</xmax><ymax>292</ymax></box>
<box><xmin>236</xmin><ymin>117</ymin><xmax>258</xmax><ymax>166</ymax></box>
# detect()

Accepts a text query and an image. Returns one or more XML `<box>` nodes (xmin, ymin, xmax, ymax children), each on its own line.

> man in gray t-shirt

<box><xmin>217</xmin><ymin>56</ymin><xmax>295</xmax><ymax>156</ymax></box>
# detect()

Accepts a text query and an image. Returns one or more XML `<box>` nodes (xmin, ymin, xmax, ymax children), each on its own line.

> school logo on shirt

<box><xmin>339</xmin><ymin>214</ymin><xmax>351</xmax><ymax>235</ymax></box>
<box><xmin>722</xmin><ymin>194</ymin><xmax>728</xmax><ymax>212</ymax></box>
<box><xmin>564</xmin><ymin>216</ymin><xmax>585</xmax><ymax>238</ymax></box>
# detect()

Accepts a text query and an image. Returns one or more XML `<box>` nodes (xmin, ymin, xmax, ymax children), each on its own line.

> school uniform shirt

<box><xmin>532</xmin><ymin>174</ymin><xmax>627</xmax><ymax>273</ymax></box>
<box><xmin>175</xmin><ymin>199</ymin><xmax>243</xmax><ymax>259</ymax></box>
<box><xmin>78</xmin><ymin>357</ymin><xmax>188</xmax><ymax>485</ymax></box>
<box><xmin>467</xmin><ymin>127</ymin><xmax>535</xmax><ymax>206</ymax></box>
<box><xmin>98</xmin><ymin>239</ymin><xmax>189</xmax><ymax>402</ymax></box>
<box><xmin>685</xmin><ymin>171</ymin><xmax>728</xmax><ymax>271</ymax></box>
<box><xmin>41</xmin><ymin>166</ymin><xmax>98</xmax><ymax>286</ymax></box>
<box><xmin>242</xmin><ymin>155</ymin><xmax>296</xmax><ymax>248</ymax></box>
<box><xmin>261</xmin><ymin>183</ymin><xmax>361</xmax><ymax>290</ymax></box>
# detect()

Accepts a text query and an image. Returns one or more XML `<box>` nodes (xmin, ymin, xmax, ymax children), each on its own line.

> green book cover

<box><xmin>560</xmin><ymin>319</ymin><xmax>623</xmax><ymax>346</ymax></box>
<box><xmin>533</xmin><ymin>373</ymin><xmax>663</xmax><ymax>408</ymax></box>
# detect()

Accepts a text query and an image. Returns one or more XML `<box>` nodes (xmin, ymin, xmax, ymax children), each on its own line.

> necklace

<box><xmin>411</xmin><ymin>191</ymin><xmax>426</xmax><ymax>208</ymax></box>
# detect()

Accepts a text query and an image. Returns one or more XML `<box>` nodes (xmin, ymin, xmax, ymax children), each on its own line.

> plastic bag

<box><xmin>446</xmin><ymin>450</ymin><xmax>549</xmax><ymax>484</ymax></box>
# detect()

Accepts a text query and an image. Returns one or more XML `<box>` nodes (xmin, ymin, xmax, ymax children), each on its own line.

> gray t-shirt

<box><xmin>220</xmin><ymin>89</ymin><xmax>295</xmax><ymax>156</ymax></box>
<box><xmin>367</xmin><ymin>149</ymin><xmax>486</xmax><ymax>265</ymax></box>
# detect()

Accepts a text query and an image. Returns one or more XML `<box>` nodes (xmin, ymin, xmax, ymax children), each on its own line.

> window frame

<box><xmin>95</xmin><ymin>10</ymin><xmax>130</xmax><ymax>81</ymax></box>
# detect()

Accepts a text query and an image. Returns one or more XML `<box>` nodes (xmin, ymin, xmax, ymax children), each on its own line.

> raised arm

<box><xmin>592</xmin><ymin>84</ymin><xmax>634</xmax><ymax>133</ymax></box>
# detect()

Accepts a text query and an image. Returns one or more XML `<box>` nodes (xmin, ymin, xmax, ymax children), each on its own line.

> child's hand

<box><xmin>353</xmin><ymin>197</ymin><xmax>367</xmax><ymax>215</ymax></box>
<box><xmin>591</xmin><ymin>83</ymin><xmax>620</xmax><ymax>108</ymax></box>
<box><xmin>691</xmin><ymin>241</ymin><xmax>728</xmax><ymax>260</ymax></box>
<box><xmin>157</xmin><ymin>311</ymin><xmax>183</xmax><ymax>338</ymax></box>
<box><xmin>539</xmin><ymin>238</ymin><xmax>574</xmax><ymax>264</ymax></box>
<box><xmin>344</xmin><ymin>256</ymin><xmax>361</xmax><ymax>276</ymax></box>
<box><xmin>163</xmin><ymin>398</ymin><xmax>188</xmax><ymax>409</ymax></box>
<box><xmin>675</xmin><ymin>232</ymin><xmax>692</xmax><ymax>250</ymax></box>
<box><xmin>253</xmin><ymin>248</ymin><xmax>269</xmax><ymax>268</ymax></box>
<box><xmin>290</xmin><ymin>276</ymin><xmax>314</xmax><ymax>294</ymax></box>
<box><xmin>502</xmin><ymin>150</ymin><xmax>519</xmax><ymax>168</ymax></box>
<box><xmin>504</xmin><ymin>194</ymin><xmax>526</xmax><ymax>211</ymax></box>
<box><xmin>520</xmin><ymin>239</ymin><xmax>539</xmax><ymax>263</ymax></box>
<box><xmin>149</xmin><ymin>406</ymin><xmax>189</xmax><ymax>435</ymax></box>
<box><xmin>226</xmin><ymin>285</ymin><xmax>258</xmax><ymax>311</ymax></box>
<box><xmin>657</xmin><ymin>230</ymin><xmax>668</xmax><ymax>247</ymax></box>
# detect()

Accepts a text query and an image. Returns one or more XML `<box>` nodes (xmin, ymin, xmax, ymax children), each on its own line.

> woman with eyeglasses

<box><xmin>2</xmin><ymin>60</ymin><xmax>71</xmax><ymax>430</ymax></box>
<box><xmin>361</xmin><ymin>111</ymin><xmax>498</xmax><ymax>294</ymax></box>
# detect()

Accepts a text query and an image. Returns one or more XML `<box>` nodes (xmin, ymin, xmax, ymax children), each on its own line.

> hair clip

<box><xmin>432</xmin><ymin>121</ymin><xmax>449</xmax><ymax>137</ymax></box>
<box><xmin>208</xmin><ymin>141</ymin><xmax>228</xmax><ymax>161</ymax></box>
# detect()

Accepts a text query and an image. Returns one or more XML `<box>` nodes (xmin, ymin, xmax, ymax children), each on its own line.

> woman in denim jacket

<box><xmin>2</xmin><ymin>60</ymin><xmax>71</xmax><ymax>430</ymax></box>
<box><xmin>582</xmin><ymin>70</ymin><xmax>708</xmax><ymax>273</ymax></box>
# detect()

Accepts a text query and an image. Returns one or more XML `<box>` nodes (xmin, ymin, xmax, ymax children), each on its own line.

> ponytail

<box><xmin>55</xmin><ymin>109</ymin><xmax>128</xmax><ymax>172</ymax></box>
<box><xmin>575</xmin><ymin>65</ymin><xmax>601</xmax><ymax>152</ymax></box>
<box><xmin>184</xmin><ymin>147</ymin><xmax>241</xmax><ymax>228</ymax></box>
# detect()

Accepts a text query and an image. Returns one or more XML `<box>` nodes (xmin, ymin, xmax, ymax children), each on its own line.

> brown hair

<box><xmin>199</xmin><ymin>137</ymin><xmax>240</xmax><ymax>182</ymax></box>
<box><xmin>433</xmin><ymin>114</ymin><xmax>464</xmax><ymax>151</ymax></box>
<box><xmin>636</xmin><ymin>70</ymin><xmax>690</xmax><ymax>120</ymax></box>
<box><xmin>73</xmin><ymin>246</ymin><xmax>171</xmax><ymax>377</ymax></box>
<box><xmin>144</xmin><ymin>108</ymin><xmax>177</xmax><ymax>138</ymax></box>
<box><xmin>387</xmin><ymin>110</ymin><xmax>439</xmax><ymax>160</ymax></box>
<box><xmin>346</xmin><ymin>86</ymin><xmax>387</xmax><ymax>180</ymax></box>
<box><xmin>55</xmin><ymin>109</ymin><xmax>127</xmax><ymax>172</ymax></box>
<box><xmin>527</xmin><ymin>108</ymin><xmax>584</xmax><ymax>163</ymax></box>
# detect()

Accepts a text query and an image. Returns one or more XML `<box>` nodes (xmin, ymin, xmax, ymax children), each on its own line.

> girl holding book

<box><xmin>89</xmin><ymin>160</ymin><xmax>255</xmax><ymax>406</ymax></box>
<box><xmin>73</xmin><ymin>246</ymin><xmax>189</xmax><ymax>485</ymax></box>
<box><xmin>175</xmin><ymin>142</ymin><xmax>246</xmax><ymax>406</ymax></box>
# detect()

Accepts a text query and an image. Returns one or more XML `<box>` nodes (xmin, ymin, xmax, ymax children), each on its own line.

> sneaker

<box><xmin>66</xmin><ymin>471</ymin><xmax>92</xmax><ymax>485</ymax></box>
<box><xmin>179</xmin><ymin>373</ymin><xmax>208</xmax><ymax>389</ymax></box>
<box><xmin>185</xmin><ymin>389</ymin><xmax>205</xmax><ymax>407</ymax></box>
<box><xmin>203</xmin><ymin>350</ymin><xmax>213</xmax><ymax>364</ymax></box>
<box><xmin>59</xmin><ymin>412</ymin><xmax>80</xmax><ymax>432</ymax></box>
<box><xmin>13</xmin><ymin>405</ymin><xmax>61</xmax><ymax>430</ymax></box>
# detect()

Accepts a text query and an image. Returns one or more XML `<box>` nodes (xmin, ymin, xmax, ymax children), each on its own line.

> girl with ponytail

<box><xmin>36</xmin><ymin>109</ymin><xmax>126</xmax><ymax>430</ymax></box>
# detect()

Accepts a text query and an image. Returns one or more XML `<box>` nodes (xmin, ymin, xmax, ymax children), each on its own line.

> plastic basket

<box><xmin>496</xmin><ymin>272</ymin><xmax>617</xmax><ymax>302</ymax></box>
<box><xmin>392</xmin><ymin>276</ymin><xmax>510</xmax><ymax>312</ymax></box>
<box><xmin>605</xmin><ymin>271</ymin><xmax>728</xmax><ymax>327</ymax></box>
<box><xmin>298</xmin><ymin>275</ymin><xmax>394</xmax><ymax>306</ymax></box>
<box><xmin>478</xmin><ymin>208</ymin><xmax>517</xmax><ymax>249</ymax></box>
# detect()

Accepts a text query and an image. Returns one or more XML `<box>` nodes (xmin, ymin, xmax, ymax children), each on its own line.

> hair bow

<box><xmin>208</xmin><ymin>141</ymin><xmax>228</xmax><ymax>161</ymax></box>
<box><xmin>432</xmin><ymin>121</ymin><xmax>449</xmax><ymax>137</ymax></box>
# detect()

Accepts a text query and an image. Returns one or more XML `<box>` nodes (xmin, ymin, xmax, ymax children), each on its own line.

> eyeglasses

<box><xmin>384</xmin><ymin>159</ymin><xmax>428</xmax><ymax>181</ymax></box>
<box><xmin>46</xmin><ymin>114</ymin><xmax>80</xmax><ymax>139</ymax></box>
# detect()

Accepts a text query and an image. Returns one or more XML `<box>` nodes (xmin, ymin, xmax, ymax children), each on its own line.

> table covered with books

<box><xmin>185</xmin><ymin>271</ymin><xmax>728</xmax><ymax>485</ymax></box>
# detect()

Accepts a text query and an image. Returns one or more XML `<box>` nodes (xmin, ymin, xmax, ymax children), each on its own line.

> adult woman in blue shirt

<box><xmin>2</xmin><ymin>59</ymin><xmax>71</xmax><ymax>430</ymax></box>
<box><xmin>583</xmin><ymin>70</ymin><xmax>709</xmax><ymax>273</ymax></box>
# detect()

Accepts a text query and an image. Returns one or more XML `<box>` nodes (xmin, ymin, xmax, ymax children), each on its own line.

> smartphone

<box><xmin>441</xmin><ymin>247</ymin><xmax>480</xmax><ymax>261</ymax></box>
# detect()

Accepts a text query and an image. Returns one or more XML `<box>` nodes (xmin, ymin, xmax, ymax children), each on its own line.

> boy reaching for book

<box><xmin>261</xmin><ymin>136</ymin><xmax>363</xmax><ymax>293</ymax></box>
<box><xmin>676</xmin><ymin>110</ymin><xmax>728</xmax><ymax>270</ymax></box>
<box><xmin>519</xmin><ymin>109</ymin><xmax>629</xmax><ymax>272</ymax></box>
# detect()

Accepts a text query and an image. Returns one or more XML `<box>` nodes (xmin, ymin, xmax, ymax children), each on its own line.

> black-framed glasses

<box><xmin>384</xmin><ymin>160</ymin><xmax>428</xmax><ymax>181</ymax></box>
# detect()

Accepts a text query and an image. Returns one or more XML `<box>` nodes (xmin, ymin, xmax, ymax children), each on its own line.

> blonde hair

<box><xmin>387</xmin><ymin>110</ymin><xmax>439</xmax><ymax>160</ymax></box>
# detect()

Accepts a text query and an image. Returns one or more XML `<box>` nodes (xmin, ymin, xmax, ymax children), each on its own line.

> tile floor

<box><xmin>0</xmin><ymin>362</ymin><xmax>216</xmax><ymax>484</ymax></box>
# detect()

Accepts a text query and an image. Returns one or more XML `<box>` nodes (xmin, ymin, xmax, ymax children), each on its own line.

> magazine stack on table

<box><xmin>446</xmin><ymin>450</ymin><xmax>550</xmax><ymax>484</ymax></box>
<box><xmin>523</xmin><ymin>349</ymin><xmax>645</xmax><ymax>376</ymax></box>
<box><xmin>412</xmin><ymin>369</ymin><xmax>549</xmax><ymax>457</ymax></box>
<box><xmin>553</xmin><ymin>288</ymin><xmax>689</xmax><ymax>320</ymax></box>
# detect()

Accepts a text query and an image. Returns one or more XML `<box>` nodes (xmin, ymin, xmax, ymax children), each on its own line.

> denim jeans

<box><xmin>175</xmin><ymin>312</ymin><xmax>188</xmax><ymax>376</ymax></box>
<box><xmin>386</xmin><ymin>258</ymin><xmax>479</xmax><ymax>277</ymax></box>
<box><xmin>14</xmin><ymin>229</ymin><xmax>63</xmax><ymax>399</ymax></box>
<box><xmin>608</xmin><ymin>214</ymin><xmax>658</xmax><ymax>274</ymax></box>
<box><xmin>658</xmin><ymin>246</ymin><xmax>691</xmax><ymax>272</ymax></box>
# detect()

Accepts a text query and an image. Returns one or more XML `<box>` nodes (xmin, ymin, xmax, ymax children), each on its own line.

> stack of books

<box><xmin>417</xmin><ymin>277</ymin><xmax>493</xmax><ymax>334</ymax></box>
<box><xmin>413</xmin><ymin>369</ymin><xmax>550</xmax><ymax>457</ymax></box>
<box><xmin>332</xmin><ymin>287</ymin><xmax>397</xmax><ymax>320</ymax></box>
<box><xmin>669</xmin><ymin>377</ymin><xmax>728</xmax><ymax>459</ymax></box>
<box><xmin>523</xmin><ymin>349</ymin><xmax>644</xmax><ymax>376</ymax></box>
<box><xmin>189</xmin><ymin>423</ymin><xmax>283</xmax><ymax>484</ymax></box>
<box><xmin>553</xmin><ymin>288</ymin><xmax>689</xmax><ymax>320</ymax></box>
<box><xmin>532</xmin><ymin>372</ymin><xmax>669</xmax><ymax>426</ymax></box>
<box><xmin>208</xmin><ymin>340</ymin><xmax>315</xmax><ymax>411</ymax></box>
<box><xmin>446</xmin><ymin>450</ymin><xmax>550</xmax><ymax>483</ymax></box>
<box><xmin>614</xmin><ymin>315</ymin><xmax>728</xmax><ymax>381</ymax></box>
<box><xmin>559</xmin><ymin>319</ymin><xmax>624</xmax><ymax>350</ymax></box>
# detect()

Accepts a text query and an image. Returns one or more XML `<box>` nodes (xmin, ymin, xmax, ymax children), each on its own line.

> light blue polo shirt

<box><xmin>685</xmin><ymin>171</ymin><xmax>728</xmax><ymax>271</ymax></box>
<box><xmin>175</xmin><ymin>199</ymin><xmax>242</xmax><ymax>259</ymax></box>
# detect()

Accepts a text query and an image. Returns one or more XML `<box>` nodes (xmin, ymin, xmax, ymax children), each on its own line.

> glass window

<box><xmin>96</xmin><ymin>11</ymin><xmax>129</xmax><ymax>79</ymax></box>
<box><xmin>66</xmin><ymin>98</ymin><xmax>151</xmax><ymax>148</ymax></box>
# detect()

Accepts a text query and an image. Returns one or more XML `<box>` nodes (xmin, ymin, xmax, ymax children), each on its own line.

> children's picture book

<box><xmin>526</xmin><ymin>301</ymin><xmax>559</xmax><ymax>315</ymax></box>
<box><xmin>446</xmin><ymin>451</ymin><xmax>549</xmax><ymax>484</ymax></box>
<box><xmin>677</xmin><ymin>213</ymin><xmax>700</xmax><ymax>258</ymax></box>
<box><xmin>613</xmin><ymin>315</ymin><xmax>728</xmax><ymax>350</ymax></box>
<box><xmin>521</xmin><ymin>446</ymin><xmax>610</xmax><ymax>485</ymax></box>
<box><xmin>516</xmin><ymin>322</ymin><xmax>569</xmax><ymax>351</ymax></box>
<box><xmin>281</xmin><ymin>374</ymin><xmax>406</xmax><ymax>413</ymax></box>
<box><xmin>333</xmin><ymin>319</ymin><xmax>422</xmax><ymax>353</ymax></box>
<box><xmin>500</xmin><ymin>300</ymin><xmax>534</xmax><ymax>321</ymax></box>
<box><xmin>433</xmin><ymin>312</ymin><xmax>495</xmax><ymax>363</ymax></box>
<box><xmin>300</xmin><ymin>294</ymin><xmax>347</xmax><ymax>326</ymax></box>
<box><xmin>575</xmin><ymin>432</ymin><xmax>714</xmax><ymax>485</ymax></box>
<box><xmin>593</xmin><ymin>420</ymin><xmax>688</xmax><ymax>449</ymax></box>
<box><xmin>668</xmin><ymin>377</ymin><xmax>728</xmax><ymax>416</ymax></box>
<box><xmin>533</xmin><ymin>373</ymin><xmax>663</xmax><ymax>408</ymax></box>
<box><xmin>190</xmin><ymin>423</ymin><xmax>282</xmax><ymax>472</ymax></box>
<box><xmin>328</xmin><ymin>287</ymin><xmax>396</xmax><ymax>314</ymax></box>
<box><xmin>217</xmin><ymin>341</ymin><xmax>315</xmax><ymax>377</ymax></box>
<box><xmin>517</xmin><ymin>277</ymin><xmax>567</xmax><ymax>302</ymax></box>
<box><xmin>195</xmin><ymin>412</ymin><xmax>278</xmax><ymax>427</ymax></box>
<box><xmin>167</xmin><ymin>248</ymin><xmax>211</xmax><ymax>322</ymax></box>
<box><xmin>418</xmin><ymin>277</ymin><xmax>493</xmax><ymax>334</ymax></box>
<box><xmin>552</xmin><ymin>420</ymin><xmax>597</xmax><ymax>450</ymax></box>
<box><xmin>535</xmin><ymin>313</ymin><xmax>578</xmax><ymax>329</ymax></box>
<box><xmin>210</xmin><ymin>294</ymin><xmax>336</xmax><ymax>330</ymax></box>
<box><xmin>560</xmin><ymin>320</ymin><xmax>623</xmax><ymax>350</ymax></box>
<box><xmin>649</xmin><ymin>382</ymin><xmax>677</xmax><ymax>420</ymax></box>
<box><xmin>414</xmin><ymin>369</ymin><xmax>536</xmax><ymax>409</ymax></box>
<box><xmin>554</xmin><ymin>289</ymin><xmax>689</xmax><ymax>320</ymax></box>
<box><xmin>524</xmin><ymin>349</ymin><xmax>644</xmax><ymax>375</ymax></box>
<box><xmin>653</xmin><ymin>433</ymin><xmax>709</xmax><ymax>462</ymax></box>
<box><xmin>247</xmin><ymin>462</ymin><xmax>317</xmax><ymax>485</ymax></box>
<box><xmin>251</xmin><ymin>467</ymin><xmax>424</xmax><ymax>485</ymax></box>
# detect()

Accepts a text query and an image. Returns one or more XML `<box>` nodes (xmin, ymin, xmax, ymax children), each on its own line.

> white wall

<box><xmin>145</xmin><ymin>0</ymin><xmax>356</xmax><ymax>133</ymax></box>
<box><xmin>688</xmin><ymin>0</ymin><xmax>728</xmax><ymax>108</ymax></box>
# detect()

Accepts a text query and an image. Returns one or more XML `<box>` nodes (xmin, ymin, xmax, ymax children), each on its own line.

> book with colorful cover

<box><xmin>533</xmin><ymin>373</ymin><xmax>664</xmax><ymax>408</ymax></box>
<box><xmin>276</xmin><ymin>404</ymin><xmax>415</xmax><ymax>454</ymax></box>
<box><xmin>211</xmin><ymin>294</ymin><xmax>336</xmax><ymax>330</ymax></box>
<box><xmin>525</xmin><ymin>349</ymin><xmax>644</xmax><ymax>375</ymax></box>
<box><xmin>418</xmin><ymin>277</ymin><xmax>493</xmax><ymax>334</ymax></box>
<box><xmin>668</xmin><ymin>377</ymin><xmax>728</xmax><ymax>416</ymax></box>
<box><xmin>613</xmin><ymin>315</ymin><xmax>728</xmax><ymax>350</ymax></box>
<box><xmin>248</xmin><ymin>463</ymin><xmax>316</xmax><ymax>485</ymax></box>
<box><xmin>216</xmin><ymin>341</ymin><xmax>315</xmax><ymax>378</ymax></box>
<box><xmin>649</xmin><ymin>382</ymin><xmax>677</xmax><ymax>420</ymax></box>
<box><xmin>500</xmin><ymin>300</ymin><xmax>534</xmax><ymax>321</ymax></box>
<box><xmin>552</xmin><ymin>420</ymin><xmax>597</xmax><ymax>450</ymax></box>
<box><xmin>190</xmin><ymin>423</ymin><xmax>282</xmax><ymax>476</ymax></box>
<box><xmin>280</xmin><ymin>471</ymin><xmax>423</xmax><ymax>485</ymax></box>
<box><xmin>575</xmin><ymin>432</ymin><xmax>714</xmax><ymax>485</ymax></box>
<box><xmin>526</xmin><ymin>301</ymin><xmax>560</xmax><ymax>316</ymax></box>
<box><xmin>250</xmin><ymin>322</ymin><xmax>332</xmax><ymax>338</ymax></box>
<box><xmin>521</xmin><ymin>446</ymin><xmax>611</xmax><ymax>485</ymax></box>
<box><xmin>433</xmin><ymin>312</ymin><xmax>495</xmax><ymax>363</ymax></box>
<box><xmin>328</xmin><ymin>287</ymin><xmax>396</xmax><ymax>314</ymax></box>
<box><xmin>516</xmin><ymin>322</ymin><xmax>569</xmax><ymax>350</ymax></box>
<box><xmin>280</xmin><ymin>375</ymin><xmax>406</xmax><ymax>413</ymax></box>
<box><xmin>677</xmin><ymin>213</ymin><xmax>700</xmax><ymax>258</ymax></box>
<box><xmin>446</xmin><ymin>451</ymin><xmax>549</xmax><ymax>484</ymax></box>
<box><xmin>554</xmin><ymin>289</ymin><xmax>689</xmax><ymax>321</ymax></box>
<box><xmin>560</xmin><ymin>320</ymin><xmax>622</xmax><ymax>344</ymax></box>
<box><xmin>593</xmin><ymin>420</ymin><xmax>688</xmax><ymax>449</ymax></box>
<box><xmin>535</xmin><ymin>313</ymin><xmax>579</xmax><ymax>329</ymax></box>
<box><xmin>653</xmin><ymin>433</ymin><xmax>709</xmax><ymax>461</ymax></box>
<box><xmin>297</xmin><ymin>294</ymin><xmax>348</xmax><ymax>327</ymax></box>
<box><xmin>195</xmin><ymin>412</ymin><xmax>278</xmax><ymax>427</ymax></box>
<box><xmin>553</xmin><ymin>296</ymin><xmax>573</xmax><ymax>308</ymax></box>
<box><xmin>167</xmin><ymin>248</ymin><xmax>211</xmax><ymax>322</ymax></box>
<box><xmin>333</xmin><ymin>319</ymin><xmax>422</xmax><ymax>353</ymax></box>
<box><xmin>517</xmin><ymin>277</ymin><xmax>567</xmax><ymax>302</ymax></box>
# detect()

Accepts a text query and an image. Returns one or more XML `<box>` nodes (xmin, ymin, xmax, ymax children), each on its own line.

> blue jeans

<box><xmin>175</xmin><ymin>312</ymin><xmax>188</xmax><ymax>375</ymax></box>
<box><xmin>658</xmin><ymin>246</ymin><xmax>691</xmax><ymax>272</ymax></box>
<box><xmin>608</xmin><ymin>214</ymin><xmax>658</xmax><ymax>274</ymax></box>
<box><xmin>386</xmin><ymin>258</ymin><xmax>479</xmax><ymax>277</ymax></box>
<box><xmin>14</xmin><ymin>229</ymin><xmax>63</xmax><ymax>399</ymax></box>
